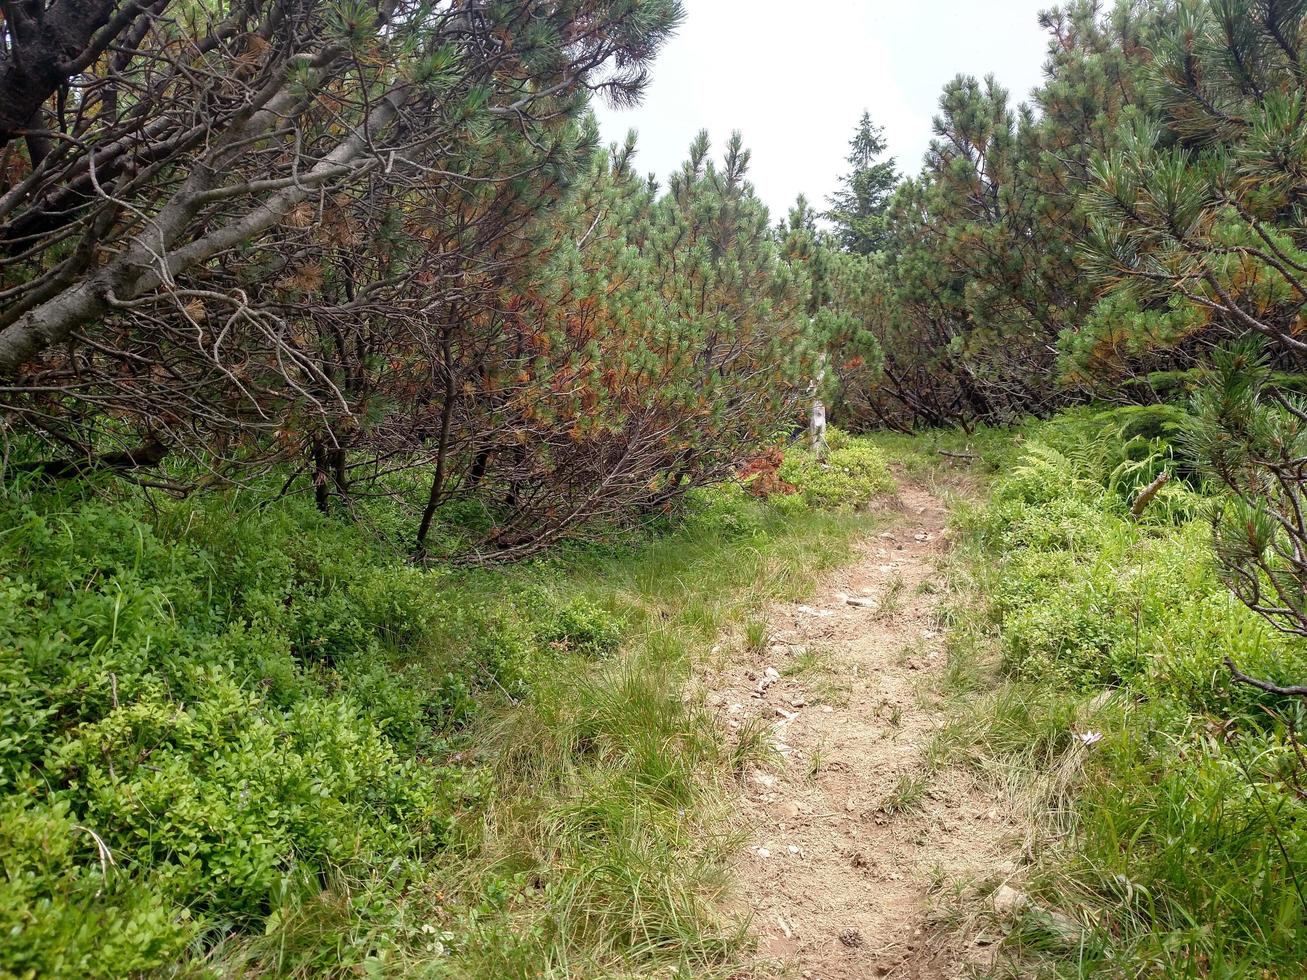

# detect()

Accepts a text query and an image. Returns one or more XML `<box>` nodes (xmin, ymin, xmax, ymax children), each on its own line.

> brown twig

<box><xmin>1225</xmin><ymin>656</ymin><xmax>1307</xmax><ymax>699</ymax></box>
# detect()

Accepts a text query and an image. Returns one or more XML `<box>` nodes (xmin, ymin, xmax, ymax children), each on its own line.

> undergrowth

<box><xmin>937</xmin><ymin>406</ymin><xmax>1307</xmax><ymax>977</ymax></box>
<box><xmin>0</xmin><ymin>433</ymin><xmax>891</xmax><ymax>977</ymax></box>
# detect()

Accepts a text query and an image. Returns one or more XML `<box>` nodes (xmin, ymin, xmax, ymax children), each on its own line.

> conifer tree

<box><xmin>0</xmin><ymin>0</ymin><xmax>686</xmax><ymax>478</ymax></box>
<box><xmin>826</xmin><ymin>112</ymin><xmax>899</xmax><ymax>255</ymax></box>
<box><xmin>842</xmin><ymin>0</ymin><xmax>1158</xmax><ymax>428</ymax></box>
<box><xmin>1078</xmin><ymin>0</ymin><xmax>1307</xmax><ymax>657</ymax></box>
<box><xmin>1079</xmin><ymin>0</ymin><xmax>1307</xmax><ymax>375</ymax></box>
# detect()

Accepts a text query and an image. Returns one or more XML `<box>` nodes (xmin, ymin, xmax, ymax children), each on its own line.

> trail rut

<box><xmin>708</xmin><ymin>476</ymin><xmax>1015</xmax><ymax>979</ymax></box>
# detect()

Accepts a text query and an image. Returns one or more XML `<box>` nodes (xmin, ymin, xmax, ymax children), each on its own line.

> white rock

<box><xmin>991</xmin><ymin>884</ymin><xmax>1028</xmax><ymax>916</ymax></box>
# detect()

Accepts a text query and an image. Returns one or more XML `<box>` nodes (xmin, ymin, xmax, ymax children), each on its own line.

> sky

<box><xmin>593</xmin><ymin>0</ymin><xmax>1054</xmax><ymax>220</ymax></box>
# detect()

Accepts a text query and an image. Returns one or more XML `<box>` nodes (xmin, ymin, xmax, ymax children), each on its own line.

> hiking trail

<box><xmin>706</xmin><ymin>475</ymin><xmax>1015</xmax><ymax>979</ymax></box>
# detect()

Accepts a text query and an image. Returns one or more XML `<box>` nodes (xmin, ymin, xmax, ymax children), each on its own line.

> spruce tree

<box><xmin>826</xmin><ymin>112</ymin><xmax>899</xmax><ymax>254</ymax></box>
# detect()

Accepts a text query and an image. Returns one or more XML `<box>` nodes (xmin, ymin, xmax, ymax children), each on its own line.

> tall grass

<box><xmin>934</xmin><ymin>409</ymin><xmax>1307</xmax><ymax>976</ymax></box>
<box><xmin>427</xmin><ymin>487</ymin><xmax>882</xmax><ymax>977</ymax></box>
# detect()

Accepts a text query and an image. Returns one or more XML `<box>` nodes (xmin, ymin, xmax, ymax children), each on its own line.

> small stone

<box><xmin>992</xmin><ymin>884</ymin><xmax>1028</xmax><ymax>916</ymax></box>
<box><xmin>787</xmin><ymin>844</ymin><xmax>801</xmax><ymax>855</ymax></box>
<box><xmin>755</xmin><ymin>847</ymin><xmax>771</xmax><ymax>859</ymax></box>
<box><xmin>839</xmin><ymin>928</ymin><xmax>863</xmax><ymax>948</ymax></box>
<box><xmin>764</xmin><ymin>666</ymin><xmax>780</xmax><ymax>680</ymax></box>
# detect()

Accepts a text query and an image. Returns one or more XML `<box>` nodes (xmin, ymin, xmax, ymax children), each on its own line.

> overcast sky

<box><xmin>593</xmin><ymin>0</ymin><xmax>1054</xmax><ymax>219</ymax></box>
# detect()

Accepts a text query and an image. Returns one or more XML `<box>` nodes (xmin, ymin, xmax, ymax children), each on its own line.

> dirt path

<box><xmin>707</xmin><ymin>476</ymin><xmax>1014</xmax><ymax>979</ymax></box>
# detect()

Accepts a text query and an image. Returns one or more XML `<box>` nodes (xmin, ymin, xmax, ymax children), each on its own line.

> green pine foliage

<box><xmin>1077</xmin><ymin>0</ymin><xmax>1307</xmax><ymax>380</ymax></box>
<box><xmin>826</xmin><ymin>112</ymin><xmax>899</xmax><ymax>255</ymax></box>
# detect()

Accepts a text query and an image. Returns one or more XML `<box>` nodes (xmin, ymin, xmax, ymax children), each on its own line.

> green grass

<box><xmin>425</xmin><ymin>489</ymin><xmax>882</xmax><ymax>977</ymax></box>
<box><xmin>931</xmin><ymin>409</ymin><xmax>1307</xmax><ymax>977</ymax></box>
<box><xmin>859</xmin><ymin>423</ymin><xmax>1018</xmax><ymax>481</ymax></box>
<box><xmin>0</xmin><ymin>440</ymin><xmax>890</xmax><ymax>978</ymax></box>
<box><xmin>742</xmin><ymin>617</ymin><xmax>771</xmax><ymax>654</ymax></box>
<box><xmin>880</xmin><ymin>771</ymin><xmax>927</xmax><ymax>815</ymax></box>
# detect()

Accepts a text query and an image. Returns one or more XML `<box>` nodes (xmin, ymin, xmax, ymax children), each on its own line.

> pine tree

<box><xmin>1080</xmin><ymin>0</ymin><xmax>1307</xmax><ymax>374</ymax></box>
<box><xmin>838</xmin><ymin>0</ymin><xmax>1158</xmax><ymax>429</ymax></box>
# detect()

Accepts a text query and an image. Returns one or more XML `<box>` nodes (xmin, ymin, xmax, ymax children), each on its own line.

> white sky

<box><xmin>594</xmin><ymin>0</ymin><xmax>1053</xmax><ymax>220</ymax></box>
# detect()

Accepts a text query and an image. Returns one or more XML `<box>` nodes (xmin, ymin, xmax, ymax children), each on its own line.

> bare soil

<box><xmin>706</xmin><ymin>476</ymin><xmax>1017</xmax><ymax>979</ymax></box>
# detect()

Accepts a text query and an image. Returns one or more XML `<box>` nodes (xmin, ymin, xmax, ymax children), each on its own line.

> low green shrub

<box><xmin>533</xmin><ymin>595</ymin><xmax>623</xmax><ymax>656</ymax></box>
<box><xmin>779</xmin><ymin>432</ymin><xmax>895</xmax><ymax>508</ymax></box>
<box><xmin>0</xmin><ymin>485</ymin><xmax>489</xmax><ymax>976</ymax></box>
<box><xmin>954</xmin><ymin>418</ymin><xmax>1307</xmax><ymax>974</ymax></box>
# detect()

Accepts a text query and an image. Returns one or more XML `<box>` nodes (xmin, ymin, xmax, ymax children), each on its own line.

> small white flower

<box><xmin>1075</xmin><ymin>731</ymin><xmax>1104</xmax><ymax>746</ymax></box>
